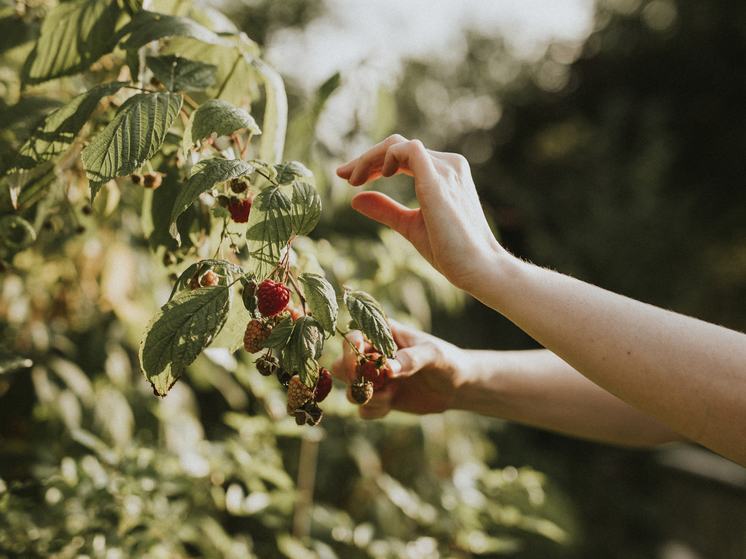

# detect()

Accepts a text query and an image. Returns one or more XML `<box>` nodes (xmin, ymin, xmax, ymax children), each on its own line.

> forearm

<box><xmin>472</xmin><ymin>252</ymin><xmax>746</xmax><ymax>465</ymax></box>
<box><xmin>452</xmin><ymin>348</ymin><xmax>687</xmax><ymax>447</ymax></box>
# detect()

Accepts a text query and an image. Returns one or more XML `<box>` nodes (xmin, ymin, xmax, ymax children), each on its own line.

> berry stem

<box><xmin>287</xmin><ymin>270</ymin><xmax>308</xmax><ymax>311</ymax></box>
<box><xmin>337</xmin><ymin>327</ymin><xmax>367</xmax><ymax>361</ymax></box>
<box><xmin>232</xmin><ymin>132</ymin><xmax>244</xmax><ymax>156</ymax></box>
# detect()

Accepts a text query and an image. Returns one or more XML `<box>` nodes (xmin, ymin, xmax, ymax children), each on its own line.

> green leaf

<box><xmin>146</xmin><ymin>54</ymin><xmax>217</xmax><ymax>92</ymax></box>
<box><xmin>244</xmin><ymin>184</ymin><xmax>293</xmax><ymax>279</ymax></box>
<box><xmin>167</xmin><ymin>259</ymin><xmax>246</xmax><ymax>301</ymax></box>
<box><xmin>247</xmin><ymin>159</ymin><xmax>278</xmax><ymax>182</ymax></box>
<box><xmin>139</xmin><ymin>286</ymin><xmax>231</xmax><ymax>397</ymax></box>
<box><xmin>260</xmin><ymin>315</ymin><xmax>294</xmax><ymax>351</ymax></box>
<box><xmin>291</xmin><ymin>181</ymin><xmax>321</xmax><ymax>237</ymax></box>
<box><xmin>244</xmin><ymin>53</ymin><xmax>287</xmax><ymax>164</ymax></box>
<box><xmin>115</xmin><ymin>11</ymin><xmax>232</xmax><ymax>51</ymax></box>
<box><xmin>170</xmin><ymin>158</ymin><xmax>255</xmax><ymax>228</ymax></box>
<box><xmin>10</xmin><ymin>82</ymin><xmax>129</xmax><ymax>174</ymax></box>
<box><xmin>183</xmin><ymin>99</ymin><xmax>260</xmax><ymax>153</ymax></box>
<box><xmin>299</xmin><ymin>273</ymin><xmax>337</xmax><ymax>334</ymax></box>
<box><xmin>281</xmin><ymin>316</ymin><xmax>323</xmax><ymax>387</ymax></box>
<box><xmin>274</xmin><ymin>161</ymin><xmax>313</xmax><ymax>186</ymax></box>
<box><xmin>22</xmin><ymin>0</ymin><xmax>121</xmax><ymax>85</ymax></box>
<box><xmin>343</xmin><ymin>288</ymin><xmax>397</xmax><ymax>358</ymax></box>
<box><xmin>81</xmin><ymin>92</ymin><xmax>183</xmax><ymax>199</ymax></box>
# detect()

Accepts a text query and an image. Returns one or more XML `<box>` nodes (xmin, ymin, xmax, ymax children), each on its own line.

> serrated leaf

<box><xmin>183</xmin><ymin>99</ymin><xmax>260</xmax><ymax>153</ymax></box>
<box><xmin>146</xmin><ymin>54</ymin><xmax>217</xmax><ymax>92</ymax></box>
<box><xmin>299</xmin><ymin>273</ymin><xmax>337</xmax><ymax>334</ymax></box>
<box><xmin>81</xmin><ymin>92</ymin><xmax>183</xmax><ymax>200</ymax></box>
<box><xmin>10</xmin><ymin>82</ymin><xmax>129</xmax><ymax>174</ymax></box>
<box><xmin>290</xmin><ymin>181</ymin><xmax>321</xmax><ymax>237</ymax></box>
<box><xmin>247</xmin><ymin>159</ymin><xmax>278</xmax><ymax>182</ymax></box>
<box><xmin>167</xmin><ymin>259</ymin><xmax>246</xmax><ymax>301</ymax></box>
<box><xmin>170</xmin><ymin>159</ymin><xmax>255</xmax><ymax>228</ymax></box>
<box><xmin>274</xmin><ymin>161</ymin><xmax>313</xmax><ymax>186</ymax></box>
<box><xmin>140</xmin><ymin>286</ymin><xmax>231</xmax><ymax>396</ymax></box>
<box><xmin>343</xmin><ymin>288</ymin><xmax>397</xmax><ymax>358</ymax></box>
<box><xmin>115</xmin><ymin>11</ymin><xmax>232</xmax><ymax>51</ymax></box>
<box><xmin>22</xmin><ymin>0</ymin><xmax>120</xmax><ymax>86</ymax></box>
<box><xmin>261</xmin><ymin>316</ymin><xmax>294</xmax><ymax>351</ymax></box>
<box><xmin>168</xmin><ymin>262</ymin><xmax>200</xmax><ymax>301</ymax></box>
<box><xmin>244</xmin><ymin>184</ymin><xmax>293</xmax><ymax>279</ymax></box>
<box><xmin>282</xmin><ymin>316</ymin><xmax>323</xmax><ymax>387</ymax></box>
<box><xmin>246</xmin><ymin>53</ymin><xmax>287</xmax><ymax>164</ymax></box>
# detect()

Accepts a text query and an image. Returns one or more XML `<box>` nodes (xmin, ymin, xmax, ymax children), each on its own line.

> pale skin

<box><xmin>332</xmin><ymin>134</ymin><xmax>746</xmax><ymax>466</ymax></box>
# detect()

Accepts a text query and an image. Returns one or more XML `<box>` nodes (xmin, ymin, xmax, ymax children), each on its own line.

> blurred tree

<box><xmin>387</xmin><ymin>0</ymin><xmax>746</xmax><ymax>557</ymax></box>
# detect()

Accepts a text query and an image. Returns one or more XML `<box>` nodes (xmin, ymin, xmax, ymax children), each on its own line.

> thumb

<box><xmin>387</xmin><ymin>347</ymin><xmax>424</xmax><ymax>380</ymax></box>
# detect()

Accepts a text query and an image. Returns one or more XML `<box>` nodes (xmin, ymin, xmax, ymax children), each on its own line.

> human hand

<box><xmin>336</xmin><ymin>135</ymin><xmax>505</xmax><ymax>294</ymax></box>
<box><xmin>331</xmin><ymin>320</ymin><xmax>466</xmax><ymax>419</ymax></box>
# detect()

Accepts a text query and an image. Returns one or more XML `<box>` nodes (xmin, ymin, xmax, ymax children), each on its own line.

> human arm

<box><xmin>332</xmin><ymin>321</ymin><xmax>688</xmax><ymax>447</ymax></box>
<box><xmin>337</xmin><ymin>135</ymin><xmax>746</xmax><ymax>465</ymax></box>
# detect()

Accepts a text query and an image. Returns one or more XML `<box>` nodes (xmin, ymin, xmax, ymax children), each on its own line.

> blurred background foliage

<box><xmin>1</xmin><ymin>0</ymin><xmax>746</xmax><ymax>557</ymax></box>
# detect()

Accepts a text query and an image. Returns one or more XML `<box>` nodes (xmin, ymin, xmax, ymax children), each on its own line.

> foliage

<box><xmin>0</xmin><ymin>0</ymin><xmax>574</xmax><ymax>558</ymax></box>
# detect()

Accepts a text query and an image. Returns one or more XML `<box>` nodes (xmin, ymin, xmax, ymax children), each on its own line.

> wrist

<box><xmin>463</xmin><ymin>249</ymin><xmax>526</xmax><ymax>315</ymax></box>
<box><xmin>449</xmin><ymin>349</ymin><xmax>507</xmax><ymax>415</ymax></box>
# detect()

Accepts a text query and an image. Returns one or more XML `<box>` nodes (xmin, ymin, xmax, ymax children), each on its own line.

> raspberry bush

<box><xmin>0</xmin><ymin>1</ymin><xmax>573</xmax><ymax>557</ymax></box>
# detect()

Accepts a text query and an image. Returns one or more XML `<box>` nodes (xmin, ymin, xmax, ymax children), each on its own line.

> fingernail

<box><xmin>388</xmin><ymin>358</ymin><xmax>403</xmax><ymax>378</ymax></box>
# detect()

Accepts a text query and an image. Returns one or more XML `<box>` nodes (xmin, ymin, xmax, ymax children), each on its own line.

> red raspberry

<box><xmin>287</xmin><ymin>375</ymin><xmax>313</xmax><ymax>414</ymax></box>
<box><xmin>227</xmin><ymin>197</ymin><xmax>252</xmax><ymax>223</ymax></box>
<box><xmin>350</xmin><ymin>380</ymin><xmax>374</xmax><ymax>405</ymax></box>
<box><xmin>314</xmin><ymin>368</ymin><xmax>332</xmax><ymax>403</ymax></box>
<box><xmin>359</xmin><ymin>360</ymin><xmax>385</xmax><ymax>390</ymax></box>
<box><xmin>243</xmin><ymin>319</ymin><xmax>272</xmax><ymax>353</ymax></box>
<box><xmin>257</xmin><ymin>279</ymin><xmax>290</xmax><ymax>317</ymax></box>
<box><xmin>200</xmin><ymin>270</ymin><xmax>219</xmax><ymax>287</ymax></box>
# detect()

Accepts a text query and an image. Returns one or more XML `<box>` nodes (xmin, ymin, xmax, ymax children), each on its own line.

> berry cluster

<box><xmin>351</xmin><ymin>352</ymin><xmax>391</xmax><ymax>405</ymax></box>
<box><xmin>253</xmin><ymin>350</ymin><xmax>333</xmax><ymax>427</ymax></box>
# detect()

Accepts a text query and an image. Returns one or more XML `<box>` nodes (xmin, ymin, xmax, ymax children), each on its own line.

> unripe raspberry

<box><xmin>243</xmin><ymin>319</ymin><xmax>272</xmax><ymax>353</ymax></box>
<box><xmin>255</xmin><ymin>353</ymin><xmax>279</xmax><ymax>376</ymax></box>
<box><xmin>314</xmin><ymin>368</ymin><xmax>332</xmax><ymax>403</ymax></box>
<box><xmin>287</xmin><ymin>375</ymin><xmax>313</xmax><ymax>414</ymax></box>
<box><xmin>304</xmin><ymin>402</ymin><xmax>324</xmax><ymax>426</ymax></box>
<box><xmin>350</xmin><ymin>380</ymin><xmax>374</xmax><ymax>405</ymax></box>
<box><xmin>227</xmin><ymin>197</ymin><xmax>252</xmax><ymax>223</ymax></box>
<box><xmin>200</xmin><ymin>270</ymin><xmax>220</xmax><ymax>287</ymax></box>
<box><xmin>230</xmin><ymin>178</ymin><xmax>249</xmax><ymax>194</ymax></box>
<box><xmin>293</xmin><ymin>401</ymin><xmax>324</xmax><ymax>426</ymax></box>
<box><xmin>257</xmin><ymin>279</ymin><xmax>290</xmax><ymax>317</ymax></box>
<box><xmin>277</xmin><ymin>368</ymin><xmax>292</xmax><ymax>386</ymax></box>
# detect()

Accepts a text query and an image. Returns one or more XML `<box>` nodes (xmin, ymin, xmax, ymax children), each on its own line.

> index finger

<box><xmin>336</xmin><ymin>135</ymin><xmax>414</xmax><ymax>186</ymax></box>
